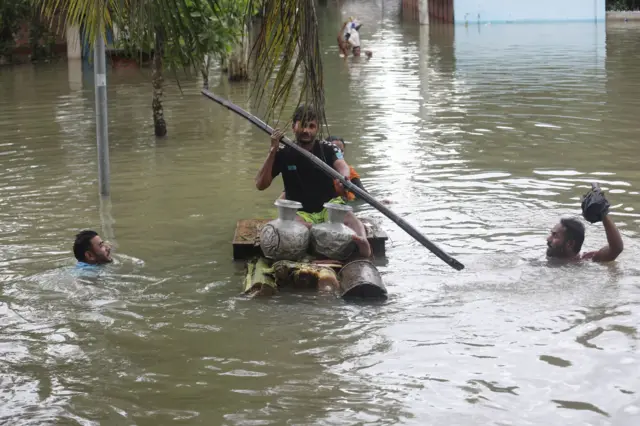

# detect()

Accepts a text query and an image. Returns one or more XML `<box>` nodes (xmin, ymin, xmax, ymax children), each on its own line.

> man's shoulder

<box><xmin>318</xmin><ymin>140</ymin><xmax>344</xmax><ymax>160</ymax></box>
<box><xmin>580</xmin><ymin>251</ymin><xmax>597</xmax><ymax>261</ymax></box>
<box><xmin>318</xmin><ymin>139</ymin><xmax>333</xmax><ymax>149</ymax></box>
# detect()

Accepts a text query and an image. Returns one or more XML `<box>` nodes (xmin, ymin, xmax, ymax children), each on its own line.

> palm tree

<box><xmin>36</xmin><ymin>0</ymin><xmax>328</xmax><ymax>136</ymax></box>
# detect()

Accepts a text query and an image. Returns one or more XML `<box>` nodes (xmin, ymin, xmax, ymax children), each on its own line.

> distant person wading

<box><xmin>337</xmin><ymin>17</ymin><xmax>372</xmax><ymax>59</ymax></box>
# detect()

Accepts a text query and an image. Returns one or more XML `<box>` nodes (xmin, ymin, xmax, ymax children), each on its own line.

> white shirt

<box><xmin>347</xmin><ymin>28</ymin><xmax>360</xmax><ymax>48</ymax></box>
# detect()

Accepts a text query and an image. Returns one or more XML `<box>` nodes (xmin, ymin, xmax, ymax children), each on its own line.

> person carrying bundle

<box><xmin>546</xmin><ymin>183</ymin><xmax>623</xmax><ymax>262</ymax></box>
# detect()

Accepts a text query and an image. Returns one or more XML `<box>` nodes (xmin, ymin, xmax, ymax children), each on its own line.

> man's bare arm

<box><xmin>590</xmin><ymin>215</ymin><xmax>624</xmax><ymax>262</ymax></box>
<box><xmin>255</xmin><ymin>129</ymin><xmax>284</xmax><ymax>190</ymax></box>
<box><xmin>338</xmin><ymin>21</ymin><xmax>348</xmax><ymax>42</ymax></box>
<box><xmin>333</xmin><ymin>159</ymin><xmax>351</xmax><ymax>179</ymax></box>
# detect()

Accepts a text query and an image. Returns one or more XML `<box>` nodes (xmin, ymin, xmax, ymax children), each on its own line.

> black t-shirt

<box><xmin>272</xmin><ymin>140</ymin><xmax>341</xmax><ymax>213</ymax></box>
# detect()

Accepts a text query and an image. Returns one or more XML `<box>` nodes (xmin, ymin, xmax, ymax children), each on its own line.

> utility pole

<box><xmin>94</xmin><ymin>26</ymin><xmax>110</xmax><ymax>196</ymax></box>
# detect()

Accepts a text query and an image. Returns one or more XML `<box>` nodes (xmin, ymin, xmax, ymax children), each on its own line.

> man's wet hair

<box><xmin>73</xmin><ymin>230</ymin><xmax>98</xmax><ymax>262</ymax></box>
<box><xmin>292</xmin><ymin>104</ymin><xmax>318</xmax><ymax>125</ymax></box>
<box><xmin>560</xmin><ymin>218</ymin><xmax>585</xmax><ymax>253</ymax></box>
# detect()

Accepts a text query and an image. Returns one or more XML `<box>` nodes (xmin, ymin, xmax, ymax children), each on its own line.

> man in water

<box><xmin>546</xmin><ymin>191</ymin><xmax>623</xmax><ymax>262</ymax></box>
<box><xmin>255</xmin><ymin>105</ymin><xmax>371</xmax><ymax>258</ymax></box>
<box><xmin>327</xmin><ymin>136</ymin><xmax>394</xmax><ymax>204</ymax></box>
<box><xmin>337</xmin><ymin>18</ymin><xmax>372</xmax><ymax>59</ymax></box>
<box><xmin>326</xmin><ymin>136</ymin><xmax>366</xmax><ymax>201</ymax></box>
<box><xmin>73</xmin><ymin>230</ymin><xmax>113</xmax><ymax>267</ymax></box>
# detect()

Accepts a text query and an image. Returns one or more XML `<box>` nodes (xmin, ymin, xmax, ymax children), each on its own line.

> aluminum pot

<box><xmin>259</xmin><ymin>199</ymin><xmax>310</xmax><ymax>261</ymax></box>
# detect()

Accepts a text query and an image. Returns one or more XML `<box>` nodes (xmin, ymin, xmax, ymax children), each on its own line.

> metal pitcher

<box><xmin>259</xmin><ymin>199</ymin><xmax>310</xmax><ymax>261</ymax></box>
<box><xmin>310</xmin><ymin>202</ymin><xmax>357</xmax><ymax>261</ymax></box>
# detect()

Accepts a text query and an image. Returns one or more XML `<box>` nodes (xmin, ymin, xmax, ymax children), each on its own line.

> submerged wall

<box><xmin>454</xmin><ymin>0</ymin><xmax>606</xmax><ymax>24</ymax></box>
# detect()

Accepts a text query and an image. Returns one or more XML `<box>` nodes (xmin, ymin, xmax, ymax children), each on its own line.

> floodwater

<box><xmin>1</xmin><ymin>1</ymin><xmax>639</xmax><ymax>425</ymax></box>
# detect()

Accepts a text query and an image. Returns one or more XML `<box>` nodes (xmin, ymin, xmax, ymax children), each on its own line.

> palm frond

<box><xmin>36</xmin><ymin>0</ymin><xmax>326</xmax><ymax>130</ymax></box>
<box><xmin>36</xmin><ymin>0</ymin><xmax>120</xmax><ymax>46</ymax></box>
<box><xmin>250</xmin><ymin>0</ymin><xmax>326</xmax><ymax>132</ymax></box>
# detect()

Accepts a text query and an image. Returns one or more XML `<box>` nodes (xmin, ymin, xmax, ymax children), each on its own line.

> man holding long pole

<box><xmin>203</xmin><ymin>88</ymin><xmax>465</xmax><ymax>271</ymax></box>
<box><xmin>255</xmin><ymin>105</ymin><xmax>372</xmax><ymax>258</ymax></box>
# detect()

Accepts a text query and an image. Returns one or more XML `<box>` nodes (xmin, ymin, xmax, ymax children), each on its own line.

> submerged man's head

<box><xmin>546</xmin><ymin>218</ymin><xmax>585</xmax><ymax>259</ymax></box>
<box><xmin>73</xmin><ymin>230</ymin><xmax>112</xmax><ymax>264</ymax></box>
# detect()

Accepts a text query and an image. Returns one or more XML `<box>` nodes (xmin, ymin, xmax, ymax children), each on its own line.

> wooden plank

<box><xmin>232</xmin><ymin>219</ymin><xmax>266</xmax><ymax>260</ymax></box>
<box><xmin>232</xmin><ymin>218</ymin><xmax>388</xmax><ymax>260</ymax></box>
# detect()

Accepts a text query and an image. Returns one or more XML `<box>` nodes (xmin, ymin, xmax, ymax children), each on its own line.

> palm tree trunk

<box><xmin>220</xmin><ymin>55</ymin><xmax>228</xmax><ymax>73</ymax></box>
<box><xmin>227</xmin><ymin>25</ymin><xmax>249</xmax><ymax>82</ymax></box>
<box><xmin>152</xmin><ymin>26</ymin><xmax>167</xmax><ymax>137</ymax></box>
<box><xmin>201</xmin><ymin>55</ymin><xmax>211</xmax><ymax>89</ymax></box>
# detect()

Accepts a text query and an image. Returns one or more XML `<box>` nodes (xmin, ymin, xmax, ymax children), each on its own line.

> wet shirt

<box><xmin>272</xmin><ymin>140</ymin><xmax>342</xmax><ymax>213</ymax></box>
<box><xmin>73</xmin><ymin>261</ymin><xmax>101</xmax><ymax>278</ymax></box>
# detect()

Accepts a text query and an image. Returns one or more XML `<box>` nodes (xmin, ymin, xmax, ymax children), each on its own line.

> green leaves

<box><xmin>34</xmin><ymin>0</ymin><xmax>327</xmax><ymax>130</ymax></box>
<box><xmin>37</xmin><ymin>0</ymin><xmax>119</xmax><ymax>48</ymax></box>
<box><xmin>606</xmin><ymin>0</ymin><xmax>640</xmax><ymax>11</ymax></box>
<box><xmin>0</xmin><ymin>0</ymin><xmax>32</xmax><ymax>57</ymax></box>
<box><xmin>250</xmin><ymin>0</ymin><xmax>327</xmax><ymax>132</ymax></box>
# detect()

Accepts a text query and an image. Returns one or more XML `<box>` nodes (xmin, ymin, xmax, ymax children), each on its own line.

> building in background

<box><xmin>405</xmin><ymin>0</ymin><xmax>607</xmax><ymax>25</ymax></box>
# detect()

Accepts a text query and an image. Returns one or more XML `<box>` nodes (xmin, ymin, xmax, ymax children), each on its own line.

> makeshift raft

<box><xmin>243</xmin><ymin>257</ymin><xmax>388</xmax><ymax>300</ymax></box>
<box><xmin>235</xmin><ymin>217</ymin><xmax>389</xmax><ymax>300</ymax></box>
<box><xmin>232</xmin><ymin>217</ymin><xmax>388</xmax><ymax>260</ymax></box>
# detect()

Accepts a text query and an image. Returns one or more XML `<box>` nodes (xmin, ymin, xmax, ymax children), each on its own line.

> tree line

<box><xmin>607</xmin><ymin>0</ymin><xmax>640</xmax><ymax>11</ymax></box>
<box><xmin>1</xmin><ymin>0</ymin><xmax>328</xmax><ymax>140</ymax></box>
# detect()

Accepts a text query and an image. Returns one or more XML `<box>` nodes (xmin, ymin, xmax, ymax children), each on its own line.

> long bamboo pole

<box><xmin>202</xmin><ymin>89</ymin><xmax>465</xmax><ymax>271</ymax></box>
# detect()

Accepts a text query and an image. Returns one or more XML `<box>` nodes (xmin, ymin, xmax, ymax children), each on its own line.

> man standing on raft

<box><xmin>255</xmin><ymin>105</ymin><xmax>372</xmax><ymax>258</ymax></box>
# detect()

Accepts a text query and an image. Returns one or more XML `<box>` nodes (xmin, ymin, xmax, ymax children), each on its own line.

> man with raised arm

<box><xmin>546</xmin><ymin>184</ymin><xmax>623</xmax><ymax>262</ymax></box>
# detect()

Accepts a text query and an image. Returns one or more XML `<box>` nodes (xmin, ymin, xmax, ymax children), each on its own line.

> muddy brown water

<box><xmin>1</xmin><ymin>2</ymin><xmax>639</xmax><ymax>425</ymax></box>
